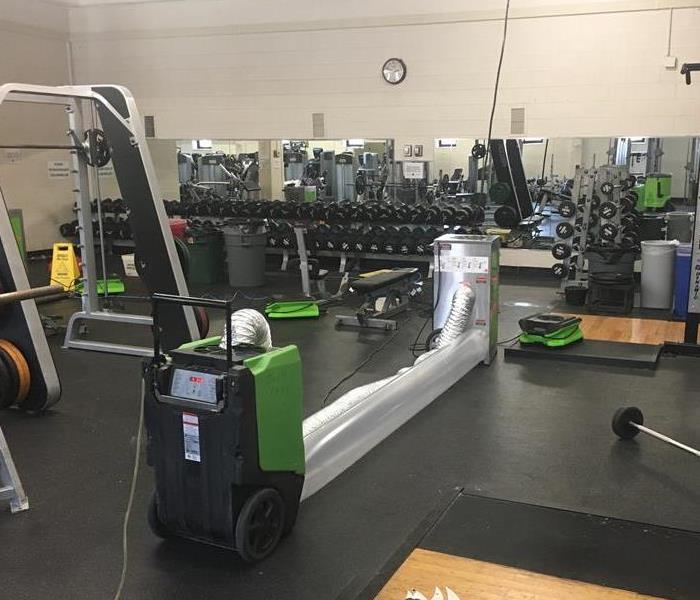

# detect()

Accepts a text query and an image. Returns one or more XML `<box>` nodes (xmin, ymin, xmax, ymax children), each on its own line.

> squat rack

<box><xmin>0</xmin><ymin>84</ymin><xmax>199</xmax><ymax>356</ymax></box>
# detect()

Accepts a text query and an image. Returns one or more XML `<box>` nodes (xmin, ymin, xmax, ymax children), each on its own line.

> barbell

<box><xmin>612</xmin><ymin>406</ymin><xmax>700</xmax><ymax>458</ymax></box>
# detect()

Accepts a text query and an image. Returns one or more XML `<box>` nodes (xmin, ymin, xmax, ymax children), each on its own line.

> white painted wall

<box><xmin>0</xmin><ymin>3</ymin><xmax>73</xmax><ymax>251</ymax></box>
<box><xmin>68</xmin><ymin>2</ymin><xmax>700</xmax><ymax>140</ymax></box>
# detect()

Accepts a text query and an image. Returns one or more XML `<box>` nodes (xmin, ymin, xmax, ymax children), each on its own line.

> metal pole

<box><xmin>632</xmin><ymin>422</ymin><xmax>700</xmax><ymax>458</ymax></box>
<box><xmin>0</xmin><ymin>285</ymin><xmax>64</xmax><ymax>305</ymax></box>
<box><xmin>0</xmin><ymin>144</ymin><xmax>81</xmax><ymax>151</ymax></box>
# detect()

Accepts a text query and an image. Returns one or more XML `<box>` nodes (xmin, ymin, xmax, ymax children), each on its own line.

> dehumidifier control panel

<box><xmin>170</xmin><ymin>369</ymin><xmax>220</xmax><ymax>404</ymax></box>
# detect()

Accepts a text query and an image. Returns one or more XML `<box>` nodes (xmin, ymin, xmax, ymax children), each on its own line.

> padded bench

<box><xmin>336</xmin><ymin>268</ymin><xmax>422</xmax><ymax>330</ymax></box>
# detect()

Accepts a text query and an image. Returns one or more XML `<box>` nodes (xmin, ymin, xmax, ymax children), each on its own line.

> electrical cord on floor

<box><xmin>112</xmin><ymin>381</ymin><xmax>145</xmax><ymax>600</ymax></box>
<box><xmin>321</xmin><ymin>328</ymin><xmax>401</xmax><ymax>407</ymax></box>
<box><xmin>497</xmin><ymin>332</ymin><xmax>521</xmax><ymax>346</ymax></box>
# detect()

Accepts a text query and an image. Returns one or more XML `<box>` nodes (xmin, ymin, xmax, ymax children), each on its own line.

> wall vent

<box><xmin>144</xmin><ymin>115</ymin><xmax>156</xmax><ymax>138</ymax></box>
<box><xmin>510</xmin><ymin>107</ymin><xmax>525</xmax><ymax>135</ymax></box>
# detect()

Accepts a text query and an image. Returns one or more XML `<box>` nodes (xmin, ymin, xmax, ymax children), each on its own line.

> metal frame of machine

<box><xmin>0</xmin><ymin>84</ymin><xmax>199</xmax><ymax>356</ymax></box>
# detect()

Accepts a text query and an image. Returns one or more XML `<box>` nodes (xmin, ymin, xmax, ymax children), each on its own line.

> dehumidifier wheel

<box><xmin>147</xmin><ymin>492</ymin><xmax>172</xmax><ymax>539</ymax></box>
<box><xmin>235</xmin><ymin>488</ymin><xmax>285</xmax><ymax>563</ymax></box>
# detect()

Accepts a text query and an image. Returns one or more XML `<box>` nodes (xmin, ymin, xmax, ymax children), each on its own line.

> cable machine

<box><xmin>0</xmin><ymin>84</ymin><xmax>199</xmax><ymax>356</ymax></box>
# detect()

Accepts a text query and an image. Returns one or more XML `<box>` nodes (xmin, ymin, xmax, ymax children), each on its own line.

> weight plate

<box><xmin>0</xmin><ymin>340</ymin><xmax>30</xmax><ymax>406</ymax></box>
<box><xmin>551</xmin><ymin>242</ymin><xmax>571</xmax><ymax>260</ymax></box>
<box><xmin>600</xmin><ymin>182</ymin><xmax>613</xmax><ymax>196</ymax></box>
<box><xmin>599</xmin><ymin>201</ymin><xmax>617</xmax><ymax>220</ymax></box>
<box><xmin>494</xmin><ymin>205</ymin><xmax>518</xmax><ymax>228</ymax></box>
<box><xmin>621</xmin><ymin>196</ymin><xmax>634</xmax><ymax>214</ymax></box>
<box><xmin>83</xmin><ymin>128</ymin><xmax>111</xmax><ymax>168</ymax></box>
<box><xmin>471</xmin><ymin>143</ymin><xmax>487</xmax><ymax>160</ymax></box>
<box><xmin>489</xmin><ymin>182</ymin><xmax>511</xmax><ymax>204</ymax></box>
<box><xmin>600</xmin><ymin>222</ymin><xmax>619</xmax><ymax>241</ymax></box>
<box><xmin>551</xmin><ymin>263</ymin><xmax>569</xmax><ymax>279</ymax></box>
<box><xmin>555</xmin><ymin>221</ymin><xmax>574</xmax><ymax>239</ymax></box>
<box><xmin>0</xmin><ymin>347</ymin><xmax>17</xmax><ymax>409</ymax></box>
<box><xmin>559</xmin><ymin>200</ymin><xmax>576</xmax><ymax>218</ymax></box>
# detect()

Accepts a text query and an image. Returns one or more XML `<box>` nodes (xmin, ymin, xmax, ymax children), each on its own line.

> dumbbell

<box><xmin>551</xmin><ymin>263</ymin><xmax>569</xmax><ymax>279</ymax></box>
<box><xmin>383</xmin><ymin>226</ymin><xmax>400</xmax><ymax>254</ymax></box>
<box><xmin>471</xmin><ymin>205</ymin><xmax>485</xmax><ymax>224</ymax></box>
<box><xmin>59</xmin><ymin>220</ymin><xmax>78</xmax><ymax>238</ymax></box>
<box><xmin>397</xmin><ymin>227</ymin><xmax>415</xmax><ymax>255</ymax></box>
<box><xmin>555</xmin><ymin>221</ymin><xmax>574</xmax><ymax>239</ymax></box>
<box><xmin>489</xmin><ymin>182</ymin><xmax>511</xmax><ymax>204</ymax></box>
<box><xmin>612</xmin><ymin>407</ymin><xmax>700</xmax><ymax>458</ymax></box>
<box><xmin>395</xmin><ymin>204</ymin><xmax>411</xmax><ymax>223</ymax></box>
<box><xmin>599</xmin><ymin>202</ymin><xmax>617</xmax><ymax>220</ymax></box>
<box><xmin>338</xmin><ymin>226</ymin><xmax>353</xmax><ymax>252</ymax></box>
<box><xmin>600</xmin><ymin>222</ymin><xmax>619</xmax><ymax>241</ymax></box>
<box><xmin>426</xmin><ymin>206</ymin><xmax>442</xmax><ymax>225</ymax></box>
<box><xmin>551</xmin><ymin>242</ymin><xmax>571</xmax><ymax>260</ymax></box>
<box><xmin>278</xmin><ymin>223</ymin><xmax>295</xmax><ymax>248</ymax></box>
<box><xmin>410</xmin><ymin>205</ymin><xmax>427</xmax><ymax>224</ymax></box>
<box><xmin>559</xmin><ymin>200</ymin><xmax>576</xmax><ymax>219</ymax></box>
<box><xmin>439</xmin><ymin>205</ymin><xmax>457</xmax><ymax>226</ymax></box>
<box><xmin>494</xmin><ymin>205</ymin><xmax>518</xmax><ymax>228</ymax></box>
<box><xmin>454</xmin><ymin>207</ymin><xmax>474</xmax><ymax>226</ymax></box>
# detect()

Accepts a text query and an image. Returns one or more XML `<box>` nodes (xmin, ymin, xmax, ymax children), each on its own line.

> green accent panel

<box><xmin>76</xmin><ymin>278</ymin><xmax>125</xmax><ymax>295</ymax></box>
<box><xmin>245</xmin><ymin>346</ymin><xmax>305</xmax><ymax>475</ymax></box>
<box><xmin>635</xmin><ymin>175</ymin><xmax>672</xmax><ymax>211</ymax></box>
<box><xmin>178</xmin><ymin>335</ymin><xmax>221</xmax><ymax>350</ymax></box>
<box><xmin>9</xmin><ymin>210</ymin><xmax>25</xmax><ymax>262</ymax></box>
<box><xmin>265</xmin><ymin>301</ymin><xmax>320</xmax><ymax>319</ymax></box>
<box><xmin>519</xmin><ymin>323</ymin><xmax>583</xmax><ymax>347</ymax></box>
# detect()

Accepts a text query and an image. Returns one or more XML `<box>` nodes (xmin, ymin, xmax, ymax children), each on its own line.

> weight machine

<box><xmin>0</xmin><ymin>83</ymin><xmax>199</xmax><ymax>356</ymax></box>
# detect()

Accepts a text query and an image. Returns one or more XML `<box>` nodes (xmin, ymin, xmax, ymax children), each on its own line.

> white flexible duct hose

<box><xmin>301</xmin><ymin>284</ymin><xmax>481</xmax><ymax>500</ymax></box>
<box><xmin>219</xmin><ymin>309</ymin><xmax>272</xmax><ymax>350</ymax></box>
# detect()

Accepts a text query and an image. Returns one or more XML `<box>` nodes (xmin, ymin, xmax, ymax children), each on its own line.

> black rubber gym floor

<box><xmin>2</xmin><ymin>266</ymin><xmax>700</xmax><ymax>599</ymax></box>
<box><xmin>418</xmin><ymin>494</ymin><xmax>700</xmax><ymax>600</ymax></box>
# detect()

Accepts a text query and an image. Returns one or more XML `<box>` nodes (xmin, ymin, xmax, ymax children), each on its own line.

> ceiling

<box><xmin>40</xmin><ymin>0</ymin><xmax>180</xmax><ymax>6</ymax></box>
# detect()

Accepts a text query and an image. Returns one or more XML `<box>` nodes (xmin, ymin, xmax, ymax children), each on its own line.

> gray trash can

<box><xmin>222</xmin><ymin>224</ymin><xmax>267</xmax><ymax>287</ymax></box>
<box><xmin>641</xmin><ymin>240</ymin><xmax>678</xmax><ymax>309</ymax></box>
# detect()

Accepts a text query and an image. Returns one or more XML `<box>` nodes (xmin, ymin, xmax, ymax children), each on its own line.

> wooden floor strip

<box><xmin>374</xmin><ymin>549</ymin><xmax>666</xmax><ymax>600</ymax></box>
<box><xmin>570</xmin><ymin>315</ymin><xmax>686</xmax><ymax>345</ymax></box>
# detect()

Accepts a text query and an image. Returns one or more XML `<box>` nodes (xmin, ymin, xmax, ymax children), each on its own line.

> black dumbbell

<box><xmin>559</xmin><ymin>200</ymin><xmax>576</xmax><ymax>218</ymax></box>
<box><xmin>600</xmin><ymin>222</ymin><xmax>619</xmax><ymax>241</ymax></box>
<box><xmin>599</xmin><ymin>201</ymin><xmax>617</xmax><ymax>220</ymax></box>
<box><xmin>556</xmin><ymin>221</ymin><xmax>575</xmax><ymax>239</ymax></box>
<box><xmin>551</xmin><ymin>263</ymin><xmax>569</xmax><ymax>279</ymax></box>
<box><xmin>551</xmin><ymin>242</ymin><xmax>571</xmax><ymax>260</ymax></box>
<box><xmin>494</xmin><ymin>205</ymin><xmax>518</xmax><ymax>228</ymax></box>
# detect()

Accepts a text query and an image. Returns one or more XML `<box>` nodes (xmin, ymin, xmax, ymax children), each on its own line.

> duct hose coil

<box><xmin>219</xmin><ymin>309</ymin><xmax>272</xmax><ymax>351</ymax></box>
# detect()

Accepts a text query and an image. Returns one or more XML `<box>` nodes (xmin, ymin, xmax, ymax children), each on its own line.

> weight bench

<box><xmin>335</xmin><ymin>268</ymin><xmax>422</xmax><ymax>330</ymax></box>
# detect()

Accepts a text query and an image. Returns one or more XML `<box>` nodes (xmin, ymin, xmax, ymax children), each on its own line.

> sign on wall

<box><xmin>402</xmin><ymin>161</ymin><xmax>425</xmax><ymax>179</ymax></box>
<box><xmin>47</xmin><ymin>161</ymin><xmax>71</xmax><ymax>179</ymax></box>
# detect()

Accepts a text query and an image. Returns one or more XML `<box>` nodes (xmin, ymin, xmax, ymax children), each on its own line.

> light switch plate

<box><xmin>665</xmin><ymin>56</ymin><xmax>678</xmax><ymax>70</ymax></box>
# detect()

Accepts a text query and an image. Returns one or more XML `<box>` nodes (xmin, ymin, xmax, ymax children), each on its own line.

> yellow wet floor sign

<box><xmin>50</xmin><ymin>243</ymin><xmax>80</xmax><ymax>291</ymax></box>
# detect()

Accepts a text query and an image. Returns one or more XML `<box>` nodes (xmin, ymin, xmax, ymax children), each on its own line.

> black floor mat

<box><xmin>421</xmin><ymin>493</ymin><xmax>700</xmax><ymax>600</ymax></box>
<box><xmin>504</xmin><ymin>338</ymin><xmax>662</xmax><ymax>369</ymax></box>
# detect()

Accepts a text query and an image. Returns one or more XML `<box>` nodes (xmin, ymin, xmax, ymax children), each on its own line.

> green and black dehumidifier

<box><xmin>518</xmin><ymin>313</ymin><xmax>583</xmax><ymax>347</ymax></box>
<box><xmin>143</xmin><ymin>294</ymin><xmax>305</xmax><ymax>562</ymax></box>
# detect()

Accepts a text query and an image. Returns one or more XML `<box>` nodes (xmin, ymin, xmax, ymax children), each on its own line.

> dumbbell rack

<box><xmin>553</xmin><ymin>165</ymin><xmax>632</xmax><ymax>290</ymax></box>
<box><xmin>552</xmin><ymin>166</ymin><xmax>596</xmax><ymax>286</ymax></box>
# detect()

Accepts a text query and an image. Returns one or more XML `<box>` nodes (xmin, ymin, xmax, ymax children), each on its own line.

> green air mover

<box><xmin>634</xmin><ymin>173</ymin><xmax>672</xmax><ymax>212</ymax></box>
<box><xmin>518</xmin><ymin>313</ymin><xmax>583</xmax><ymax>347</ymax></box>
<box><xmin>143</xmin><ymin>295</ymin><xmax>304</xmax><ymax>563</ymax></box>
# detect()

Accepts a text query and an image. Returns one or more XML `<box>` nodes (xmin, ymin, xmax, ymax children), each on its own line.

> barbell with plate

<box><xmin>612</xmin><ymin>406</ymin><xmax>700</xmax><ymax>458</ymax></box>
